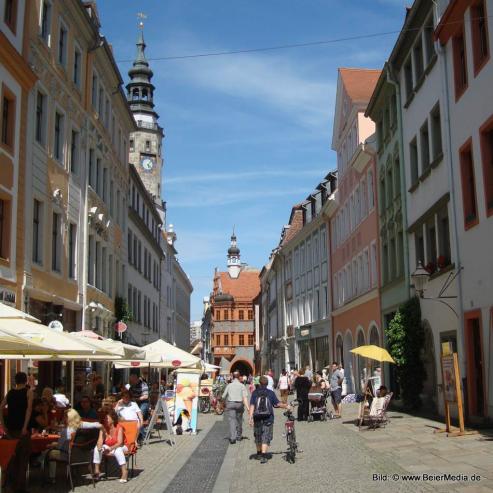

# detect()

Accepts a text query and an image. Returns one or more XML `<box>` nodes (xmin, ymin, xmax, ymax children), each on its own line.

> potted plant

<box><xmin>425</xmin><ymin>261</ymin><xmax>436</xmax><ymax>274</ymax></box>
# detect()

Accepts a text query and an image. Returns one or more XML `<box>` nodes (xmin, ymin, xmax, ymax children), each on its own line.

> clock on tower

<box><xmin>140</xmin><ymin>156</ymin><xmax>154</xmax><ymax>172</ymax></box>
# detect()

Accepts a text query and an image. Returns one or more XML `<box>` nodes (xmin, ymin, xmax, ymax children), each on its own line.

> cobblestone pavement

<box><xmin>19</xmin><ymin>403</ymin><xmax>493</xmax><ymax>493</ymax></box>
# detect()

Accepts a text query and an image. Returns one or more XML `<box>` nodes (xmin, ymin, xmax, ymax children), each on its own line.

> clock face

<box><xmin>141</xmin><ymin>157</ymin><xmax>154</xmax><ymax>171</ymax></box>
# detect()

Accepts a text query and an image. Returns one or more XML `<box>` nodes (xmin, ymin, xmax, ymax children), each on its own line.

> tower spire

<box><xmin>227</xmin><ymin>230</ymin><xmax>241</xmax><ymax>279</ymax></box>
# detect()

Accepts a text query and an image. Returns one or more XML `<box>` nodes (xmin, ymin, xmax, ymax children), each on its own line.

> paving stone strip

<box><xmin>162</xmin><ymin>419</ymin><xmax>230</xmax><ymax>493</ymax></box>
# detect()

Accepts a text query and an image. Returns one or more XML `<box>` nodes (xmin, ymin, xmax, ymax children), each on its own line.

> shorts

<box><xmin>253</xmin><ymin>419</ymin><xmax>274</xmax><ymax>445</ymax></box>
<box><xmin>331</xmin><ymin>387</ymin><xmax>342</xmax><ymax>405</ymax></box>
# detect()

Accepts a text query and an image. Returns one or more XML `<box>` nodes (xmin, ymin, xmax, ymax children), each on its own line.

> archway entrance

<box><xmin>230</xmin><ymin>360</ymin><xmax>253</xmax><ymax>376</ymax></box>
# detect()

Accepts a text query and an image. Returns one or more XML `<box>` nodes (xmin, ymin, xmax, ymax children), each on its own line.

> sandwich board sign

<box><xmin>144</xmin><ymin>397</ymin><xmax>175</xmax><ymax>446</ymax></box>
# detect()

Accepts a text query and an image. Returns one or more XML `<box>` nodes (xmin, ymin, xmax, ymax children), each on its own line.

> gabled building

<box><xmin>210</xmin><ymin>233</ymin><xmax>260</xmax><ymax>375</ymax></box>
<box><xmin>329</xmin><ymin>68</ymin><xmax>382</xmax><ymax>394</ymax></box>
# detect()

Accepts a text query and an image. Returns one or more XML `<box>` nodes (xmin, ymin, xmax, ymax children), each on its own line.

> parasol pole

<box><xmin>70</xmin><ymin>360</ymin><xmax>75</xmax><ymax>405</ymax></box>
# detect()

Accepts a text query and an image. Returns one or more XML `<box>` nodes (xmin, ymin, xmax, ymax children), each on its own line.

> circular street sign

<box><xmin>131</xmin><ymin>362</ymin><xmax>140</xmax><ymax>367</ymax></box>
<box><xmin>115</xmin><ymin>321</ymin><xmax>127</xmax><ymax>333</ymax></box>
<box><xmin>171</xmin><ymin>359</ymin><xmax>181</xmax><ymax>367</ymax></box>
<box><xmin>48</xmin><ymin>320</ymin><xmax>63</xmax><ymax>332</ymax></box>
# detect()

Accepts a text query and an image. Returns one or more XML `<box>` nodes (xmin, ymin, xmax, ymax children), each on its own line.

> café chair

<box><xmin>104</xmin><ymin>420</ymin><xmax>138</xmax><ymax>479</ymax></box>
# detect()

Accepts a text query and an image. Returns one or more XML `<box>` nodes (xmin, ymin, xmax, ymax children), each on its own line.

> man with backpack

<box><xmin>248</xmin><ymin>375</ymin><xmax>290</xmax><ymax>464</ymax></box>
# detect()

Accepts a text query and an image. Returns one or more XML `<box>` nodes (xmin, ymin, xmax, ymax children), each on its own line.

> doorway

<box><xmin>465</xmin><ymin>311</ymin><xmax>485</xmax><ymax>417</ymax></box>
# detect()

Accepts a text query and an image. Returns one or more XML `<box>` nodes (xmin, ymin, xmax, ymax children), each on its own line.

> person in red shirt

<box><xmin>93</xmin><ymin>410</ymin><xmax>128</xmax><ymax>483</ymax></box>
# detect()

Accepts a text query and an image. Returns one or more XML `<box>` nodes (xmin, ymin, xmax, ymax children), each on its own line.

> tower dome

<box><xmin>227</xmin><ymin>231</ymin><xmax>241</xmax><ymax>279</ymax></box>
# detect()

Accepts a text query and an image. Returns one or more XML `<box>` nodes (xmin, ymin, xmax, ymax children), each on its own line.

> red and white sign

<box><xmin>130</xmin><ymin>361</ymin><xmax>140</xmax><ymax>367</ymax></box>
<box><xmin>115</xmin><ymin>321</ymin><xmax>127</xmax><ymax>334</ymax></box>
<box><xmin>171</xmin><ymin>359</ymin><xmax>181</xmax><ymax>367</ymax></box>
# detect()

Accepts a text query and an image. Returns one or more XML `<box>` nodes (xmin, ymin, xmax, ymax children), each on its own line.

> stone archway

<box><xmin>230</xmin><ymin>359</ymin><xmax>254</xmax><ymax>376</ymax></box>
<box><xmin>421</xmin><ymin>320</ymin><xmax>438</xmax><ymax>412</ymax></box>
<box><xmin>343</xmin><ymin>331</ymin><xmax>355</xmax><ymax>394</ymax></box>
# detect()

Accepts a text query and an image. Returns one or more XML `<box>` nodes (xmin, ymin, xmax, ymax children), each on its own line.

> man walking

<box><xmin>249</xmin><ymin>376</ymin><xmax>290</xmax><ymax>464</ymax></box>
<box><xmin>222</xmin><ymin>371</ymin><xmax>249</xmax><ymax>444</ymax></box>
<box><xmin>330</xmin><ymin>362</ymin><xmax>344</xmax><ymax>418</ymax></box>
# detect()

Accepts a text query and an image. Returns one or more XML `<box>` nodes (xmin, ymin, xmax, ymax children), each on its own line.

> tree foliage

<box><xmin>115</xmin><ymin>296</ymin><xmax>133</xmax><ymax>323</ymax></box>
<box><xmin>386</xmin><ymin>296</ymin><xmax>426</xmax><ymax>410</ymax></box>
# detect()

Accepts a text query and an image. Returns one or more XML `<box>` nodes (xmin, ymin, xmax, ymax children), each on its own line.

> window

<box><xmin>437</xmin><ymin>207</ymin><xmax>451</xmax><ymax>266</ymax></box>
<box><xmin>248</xmin><ymin>334</ymin><xmax>254</xmax><ymax>345</ymax></box>
<box><xmin>102</xmin><ymin>167</ymin><xmax>107</xmax><ymax>202</ymax></box>
<box><xmin>471</xmin><ymin>0</ymin><xmax>489</xmax><ymax>73</ymax></box>
<box><xmin>239</xmin><ymin>334</ymin><xmax>245</xmax><ymax>346</ymax></box>
<box><xmin>73</xmin><ymin>47</ymin><xmax>81</xmax><ymax>87</ymax></box>
<box><xmin>58</xmin><ymin>22</ymin><xmax>67</xmax><ymax>66</ymax></box>
<box><xmin>101</xmin><ymin>247</ymin><xmax>107</xmax><ymax>292</ymax></box>
<box><xmin>415</xmin><ymin>227</ymin><xmax>425</xmax><ymax>269</ymax></box>
<box><xmin>386</xmin><ymin>166</ymin><xmax>393</xmax><ymax>206</ymax></box>
<box><xmin>4</xmin><ymin>0</ymin><xmax>17</xmax><ymax>33</ymax></box>
<box><xmin>0</xmin><ymin>199</ymin><xmax>9</xmax><ymax>260</ymax></box>
<box><xmin>130</xmin><ymin>139</ymin><xmax>134</xmax><ymax>152</ymax></box>
<box><xmin>88</xmin><ymin>235</ymin><xmax>94</xmax><ymax>285</ymax></box>
<box><xmin>413</xmin><ymin>38</ymin><xmax>424</xmax><ymax>82</ymax></box>
<box><xmin>224</xmin><ymin>334</ymin><xmax>229</xmax><ymax>346</ymax></box>
<box><xmin>424</xmin><ymin>15</ymin><xmax>435</xmax><ymax>65</ymax></box>
<box><xmin>96</xmin><ymin>158</ymin><xmax>101</xmax><ymax>195</ymax></box>
<box><xmin>410</xmin><ymin>137</ymin><xmax>419</xmax><ymax>185</ymax></box>
<box><xmin>68</xmin><ymin>223</ymin><xmax>76</xmax><ymax>279</ymax></box>
<box><xmin>367</xmin><ymin>170</ymin><xmax>375</xmax><ymax>210</ymax></box>
<box><xmin>54</xmin><ymin>111</ymin><xmax>64</xmax><ymax>162</ymax></box>
<box><xmin>404</xmin><ymin>58</ymin><xmax>413</xmax><ymax>102</ymax></box>
<box><xmin>128</xmin><ymin>230</ymin><xmax>132</xmax><ymax>263</ymax></box>
<box><xmin>426</xmin><ymin>218</ymin><xmax>437</xmax><ymax>273</ymax></box>
<box><xmin>70</xmin><ymin>129</ymin><xmax>79</xmax><ymax>173</ymax></box>
<box><xmin>91</xmin><ymin>73</ymin><xmax>98</xmax><ymax>108</ymax></box>
<box><xmin>370</xmin><ymin>242</ymin><xmax>377</xmax><ymax>287</ymax></box>
<box><xmin>95</xmin><ymin>241</ymin><xmax>101</xmax><ymax>289</ymax></box>
<box><xmin>480</xmin><ymin>119</ymin><xmax>493</xmax><ymax>215</ymax></box>
<box><xmin>430</xmin><ymin>104</ymin><xmax>443</xmax><ymax>161</ymax></box>
<box><xmin>145</xmin><ymin>140</ymin><xmax>150</xmax><ymax>152</ymax></box>
<box><xmin>223</xmin><ymin>310</ymin><xmax>228</xmax><ymax>320</ymax></box>
<box><xmin>98</xmin><ymin>87</ymin><xmax>103</xmax><ymax>116</ymax></box>
<box><xmin>35</xmin><ymin>91</ymin><xmax>46</xmax><ymax>145</ymax></box>
<box><xmin>1</xmin><ymin>86</ymin><xmax>15</xmax><ymax>151</ymax></box>
<box><xmin>51</xmin><ymin>212</ymin><xmax>61</xmax><ymax>272</ymax></box>
<box><xmin>88</xmin><ymin>149</ymin><xmax>95</xmax><ymax>188</ymax></box>
<box><xmin>420</xmin><ymin>120</ymin><xmax>430</xmax><ymax>172</ymax></box>
<box><xmin>460</xmin><ymin>140</ymin><xmax>478</xmax><ymax>228</ymax></box>
<box><xmin>40</xmin><ymin>1</ymin><xmax>51</xmax><ymax>44</ymax></box>
<box><xmin>239</xmin><ymin>310</ymin><xmax>244</xmax><ymax>320</ymax></box>
<box><xmin>453</xmin><ymin>28</ymin><xmax>468</xmax><ymax>99</ymax></box>
<box><xmin>393</xmin><ymin>156</ymin><xmax>401</xmax><ymax>198</ymax></box>
<box><xmin>32</xmin><ymin>200</ymin><xmax>42</xmax><ymax>264</ymax></box>
<box><xmin>248</xmin><ymin>309</ymin><xmax>253</xmax><ymax>320</ymax></box>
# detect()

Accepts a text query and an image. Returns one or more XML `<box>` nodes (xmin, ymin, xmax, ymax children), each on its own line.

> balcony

<box><xmin>136</xmin><ymin>120</ymin><xmax>159</xmax><ymax>131</ymax></box>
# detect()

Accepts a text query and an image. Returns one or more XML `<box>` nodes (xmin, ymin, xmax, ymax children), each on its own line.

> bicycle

<box><xmin>283</xmin><ymin>401</ymin><xmax>299</xmax><ymax>464</ymax></box>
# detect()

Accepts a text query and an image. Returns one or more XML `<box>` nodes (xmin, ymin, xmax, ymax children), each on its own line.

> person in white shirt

<box><xmin>115</xmin><ymin>390</ymin><xmax>143</xmax><ymax>428</ymax></box>
<box><xmin>277</xmin><ymin>369</ymin><xmax>290</xmax><ymax>403</ymax></box>
<box><xmin>53</xmin><ymin>386</ymin><xmax>70</xmax><ymax>408</ymax></box>
<box><xmin>264</xmin><ymin>372</ymin><xmax>274</xmax><ymax>391</ymax></box>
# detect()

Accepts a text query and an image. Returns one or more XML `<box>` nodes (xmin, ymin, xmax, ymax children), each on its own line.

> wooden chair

<box><xmin>46</xmin><ymin>427</ymin><xmax>100</xmax><ymax>491</ymax></box>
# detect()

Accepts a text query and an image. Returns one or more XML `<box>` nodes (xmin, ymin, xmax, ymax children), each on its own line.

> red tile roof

<box><xmin>339</xmin><ymin>68</ymin><xmax>382</xmax><ymax>103</ymax></box>
<box><xmin>216</xmin><ymin>270</ymin><xmax>260</xmax><ymax>301</ymax></box>
<box><xmin>281</xmin><ymin>205</ymin><xmax>304</xmax><ymax>247</ymax></box>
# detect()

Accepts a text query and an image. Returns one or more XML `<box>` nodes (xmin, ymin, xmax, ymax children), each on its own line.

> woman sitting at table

<box><xmin>93</xmin><ymin>410</ymin><xmax>129</xmax><ymax>483</ymax></box>
<box><xmin>29</xmin><ymin>398</ymin><xmax>50</xmax><ymax>432</ymax></box>
<box><xmin>45</xmin><ymin>408</ymin><xmax>102</xmax><ymax>483</ymax></box>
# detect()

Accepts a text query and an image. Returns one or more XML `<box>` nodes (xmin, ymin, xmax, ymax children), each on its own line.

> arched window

<box><xmin>142</xmin><ymin>89</ymin><xmax>148</xmax><ymax>101</ymax></box>
<box><xmin>132</xmin><ymin>88</ymin><xmax>139</xmax><ymax>101</ymax></box>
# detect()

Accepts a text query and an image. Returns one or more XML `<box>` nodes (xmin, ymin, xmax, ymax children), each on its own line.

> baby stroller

<box><xmin>307</xmin><ymin>388</ymin><xmax>330</xmax><ymax>421</ymax></box>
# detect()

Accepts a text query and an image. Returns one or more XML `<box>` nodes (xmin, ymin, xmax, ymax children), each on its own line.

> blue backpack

<box><xmin>253</xmin><ymin>389</ymin><xmax>273</xmax><ymax>418</ymax></box>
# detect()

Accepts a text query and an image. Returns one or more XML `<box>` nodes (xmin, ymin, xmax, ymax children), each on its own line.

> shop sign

<box><xmin>0</xmin><ymin>288</ymin><xmax>16</xmax><ymax>307</ymax></box>
<box><xmin>300</xmin><ymin>329</ymin><xmax>310</xmax><ymax>337</ymax></box>
<box><xmin>48</xmin><ymin>320</ymin><xmax>64</xmax><ymax>332</ymax></box>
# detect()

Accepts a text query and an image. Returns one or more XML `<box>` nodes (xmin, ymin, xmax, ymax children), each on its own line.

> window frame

<box><xmin>459</xmin><ymin>138</ymin><xmax>479</xmax><ymax>229</ymax></box>
<box><xmin>452</xmin><ymin>26</ymin><xmax>468</xmax><ymax>101</ymax></box>
<box><xmin>73</xmin><ymin>43</ymin><xmax>82</xmax><ymax>89</ymax></box>
<box><xmin>53</xmin><ymin>108</ymin><xmax>65</xmax><ymax>164</ymax></box>
<box><xmin>0</xmin><ymin>84</ymin><xmax>16</xmax><ymax>155</ymax></box>
<box><xmin>471</xmin><ymin>0</ymin><xmax>490</xmax><ymax>76</ymax></box>
<box><xmin>479</xmin><ymin>114</ymin><xmax>493</xmax><ymax>217</ymax></box>
<box><xmin>32</xmin><ymin>198</ymin><xmax>43</xmax><ymax>265</ymax></box>
<box><xmin>3</xmin><ymin>0</ymin><xmax>18</xmax><ymax>34</ymax></box>
<box><xmin>39</xmin><ymin>0</ymin><xmax>52</xmax><ymax>46</ymax></box>
<box><xmin>57</xmin><ymin>17</ymin><xmax>68</xmax><ymax>68</ymax></box>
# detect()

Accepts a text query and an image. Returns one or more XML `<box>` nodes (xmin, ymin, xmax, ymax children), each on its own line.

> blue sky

<box><xmin>97</xmin><ymin>0</ymin><xmax>409</xmax><ymax>321</ymax></box>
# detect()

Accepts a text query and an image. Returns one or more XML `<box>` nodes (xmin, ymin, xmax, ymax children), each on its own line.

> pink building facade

<box><xmin>329</xmin><ymin>69</ymin><xmax>382</xmax><ymax>394</ymax></box>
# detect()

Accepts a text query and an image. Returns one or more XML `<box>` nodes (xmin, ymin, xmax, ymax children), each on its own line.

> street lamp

<box><xmin>411</xmin><ymin>261</ymin><xmax>430</xmax><ymax>298</ymax></box>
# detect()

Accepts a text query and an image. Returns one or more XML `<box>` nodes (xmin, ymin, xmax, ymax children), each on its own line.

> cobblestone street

<box><xmin>24</xmin><ymin>403</ymin><xmax>493</xmax><ymax>493</ymax></box>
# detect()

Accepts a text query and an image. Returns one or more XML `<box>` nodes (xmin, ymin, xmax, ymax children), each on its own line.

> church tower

<box><xmin>127</xmin><ymin>24</ymin><xmax>164</xmax><ymax>209</ymax></box>
<box><xmin>227</xmin><ymin>231</ymin><xmax>241</xmax><ymax>279</ymax></box>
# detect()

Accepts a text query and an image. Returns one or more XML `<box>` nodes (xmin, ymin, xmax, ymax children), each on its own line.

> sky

<box><xmin>97</xmin><ymin>0</ymin><xmax>410</xmax><ymax>321</ymax></box>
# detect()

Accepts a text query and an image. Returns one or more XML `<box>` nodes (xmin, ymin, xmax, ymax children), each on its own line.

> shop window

<box><xmin>1</xmin><ymin>85</ymin><xmax>15</xmax><ymax>153</ymax></box>
<box><xmin>471</xmin><ymin>0</ymin><xmax>489</xmax><ymax>74</ymax></box>
<box><xmin>460</xmin><ymin>140</ymin><xmax>479</xmax><ymax>228</ymax></box>
<box><xmin>453</xmin><ymin>27</ymin><xmax>468</xmax><ymax>99</ymax></box>
<box><xmin>480</xmin><ymin>117</ymin><xmax>493</xmax><ymax>216</ymax></box>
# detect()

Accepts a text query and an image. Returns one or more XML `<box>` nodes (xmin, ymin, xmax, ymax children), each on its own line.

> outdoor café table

<box><xmin>31</xmin><ymin>434</ymin><xmax>60</xmax><ymax>454</ymax></box>
<box><xmin>0</xmin><ymin>438</ymin><xmax>19</xmax><ymax>474</ymax></box>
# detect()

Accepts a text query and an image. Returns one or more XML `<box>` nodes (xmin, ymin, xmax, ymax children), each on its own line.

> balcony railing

<box><xmin>136</xmin><ymin>120</ymin><xmax>159</xmax><ymax>130</ymax></box>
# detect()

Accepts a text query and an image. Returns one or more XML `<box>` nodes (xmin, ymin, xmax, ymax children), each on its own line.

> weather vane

<box><xmin>137</xmin><ymin>12</ymin><xmax>147</xmax><ymax>29</ymax></box>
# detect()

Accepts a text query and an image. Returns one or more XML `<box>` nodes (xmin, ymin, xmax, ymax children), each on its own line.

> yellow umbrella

<box><xmin>350</xmin><ymin>345</ymin><xmax>395</xmax><ymax>363</ymax></box>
